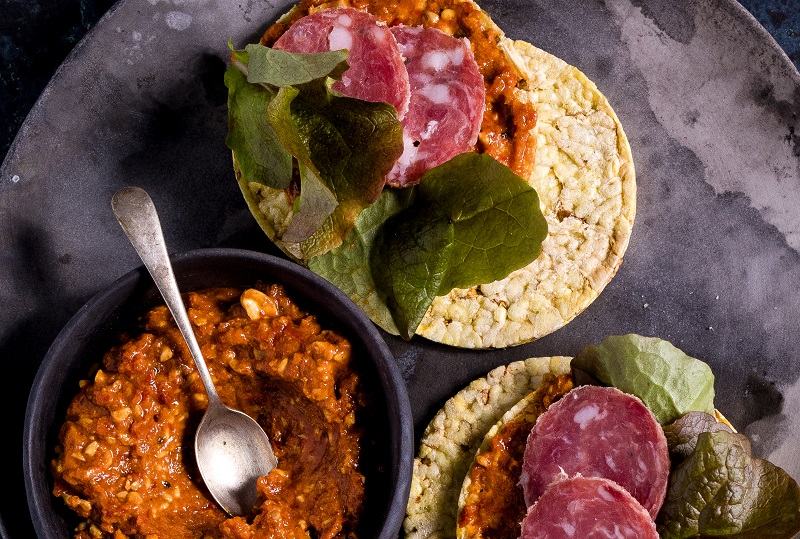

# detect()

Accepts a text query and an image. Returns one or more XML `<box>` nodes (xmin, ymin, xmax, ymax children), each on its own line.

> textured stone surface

<box><xmin>0</xmin><ymin>1</ymin><xmax>799</xmax><ymax>538</ymax></box>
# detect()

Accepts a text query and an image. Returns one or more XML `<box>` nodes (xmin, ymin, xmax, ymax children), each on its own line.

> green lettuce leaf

<box><xmin>311</xmin><ymin>153</ymin><xmax>547</xmax><ymax>339</ymax></box>
<box><xmin>571</xmin><ymin>334</ymin><xmax>715</xmax><ymax>424</ymax></box>
<box><xmin>308</xmin><ymin>188</ymin><xmax>414</xmax><ymax>334</ymax></box>
<box><xmin>226</xmin><ymin>44</ymin><xmax>403</xmax><ymax>251</ymax></box>
<box><xmin>657</xmin><ymin>430</ymin><xmax>800</xmax><ymax>538</ymax></box>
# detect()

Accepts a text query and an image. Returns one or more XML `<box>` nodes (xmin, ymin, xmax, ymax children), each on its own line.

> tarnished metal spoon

<box><xmin>111</xmin><ymin>186</ymin><xmax>277</xmax><ymax>516</ymax></box>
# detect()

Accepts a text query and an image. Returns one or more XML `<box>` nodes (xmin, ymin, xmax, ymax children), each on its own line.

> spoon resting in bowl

<box><xmin>111</xmin><ymin>186</ymin><xmax>278</xmax><ymax>516</ymax></box>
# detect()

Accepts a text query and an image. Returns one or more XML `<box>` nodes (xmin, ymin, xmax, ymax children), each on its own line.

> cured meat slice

<box><xmin>386</xmin><ymin>26</ymin><xmax>485</xmax><ymax>187</ymax></box>
<box><xmin>519</xmin><ymin>476</ymin><xmax>659</xmax><ymax>539</ymax></box>
<box><xmin>273</xmin><ymin>7</ymin><xmax>411</xmax><ymax>120</ymax></box>
<box><xmin>520</xmin><ymin>385</ymin><xmax>669</xmax><ymax>518</ymax></box>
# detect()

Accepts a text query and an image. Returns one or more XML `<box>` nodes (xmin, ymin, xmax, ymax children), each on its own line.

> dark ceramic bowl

<box><xmin>23</xmin><ymin>248</ymin><xmax>413</xmax><ymax>539</ymax></box>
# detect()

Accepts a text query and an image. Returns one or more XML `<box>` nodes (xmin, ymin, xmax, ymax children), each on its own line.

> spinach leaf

<box><xmin>226</xmin><ymin>44</ymin><xmax>403</xmax><ymax>252</ymax></box>
<box><xmin>224</xmin><ymin>66</ymin><xmax>292</xmax><ymax>189</ymax></box>
<box><xmin>663</xmin><ymin>411</ymin><xmax>734</xmax><ymax>460</ymax></box>
<box><xmin>572</xmin><ymin>334</ymin><xmax>715</xmax><ymax>424</ymax></box>
<box><xmin>657</xmin><ymin>430</ymin><xmax>800</xmax><ymax>539</ymax></box>
<box><xmin>372</xmin><ymin>203</ymin><xmax>455</xmax><ymax>339</ymax></box>
<box><xmin>311</xmin><ymin>153</ymin><xmax>548</xmax><ymax>339</ymax></box>
<box><xmin>417</xmin><ymin>152</ymin><xmax>549</xmax><ymax>292</ymax></box>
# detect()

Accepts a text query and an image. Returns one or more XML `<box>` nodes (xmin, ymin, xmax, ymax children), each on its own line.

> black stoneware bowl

<box><xmin>23</xmin><ymin>248</ymin><xmax>413</xmax><ymax>539</ymax></box>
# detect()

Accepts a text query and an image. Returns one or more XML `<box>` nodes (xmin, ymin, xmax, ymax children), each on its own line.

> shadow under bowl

<box><xmin>23</xmin><ymin>248</ymin><xmax>413</xmax><ymax>539</ymax></box>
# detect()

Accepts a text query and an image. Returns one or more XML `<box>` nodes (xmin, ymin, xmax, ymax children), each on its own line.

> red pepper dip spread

<box><xmin>52</xmin><ymin>285</ymin><xmax>371</xmax><ymax>539</ymax></box>
<box><xmin>457</xmin><ymin>374</ymin><xmax>573</xmax><ymax>539</ymax></box>
<box><xmin>261</xmin><ymin>0</ymin><xmax>538</xmax><ymax>179</ymax></box>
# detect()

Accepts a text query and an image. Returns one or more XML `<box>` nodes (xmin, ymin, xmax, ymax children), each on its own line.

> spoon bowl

<box><xmin>111</xmin><ymin>186</ymin><xmax>277</xmax><ymax>516</ymax></box>
<box><xmin>195</xmin><ymin>405</ymin><xmax>278</xmax><ymax>515</ymax></box>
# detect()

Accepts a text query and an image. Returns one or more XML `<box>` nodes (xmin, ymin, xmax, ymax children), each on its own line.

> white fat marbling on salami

<box><xmin>386</xmin><ymin>25</ymin><xmax>485</xmax><ymax>187</ymax></box>
<box><xmin>520</xmin><ymin>385</ymin><xmax>669</xmax><ymax>518</ymax></box>
<box><xmin>520</xmin><ymin>476</ymin><xmax>658</xmax><ymax>539</ymax></box>
<box><xmin>273</xmin><ymin>7</ymin><xmax>410</xmax><ymax>120</ymax></box>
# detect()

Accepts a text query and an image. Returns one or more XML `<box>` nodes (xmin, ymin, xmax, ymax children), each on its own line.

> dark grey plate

<box><xmin>1</xmin><ymin>0</ymin><xmax>799</xmax><ymax>537</ymax></box>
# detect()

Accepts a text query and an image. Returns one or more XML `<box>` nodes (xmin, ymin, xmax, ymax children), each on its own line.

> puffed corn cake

<box><xmin>234</xmin><ymin>0</ymin><xmax>635</xmax><ymax>349</ymax></box>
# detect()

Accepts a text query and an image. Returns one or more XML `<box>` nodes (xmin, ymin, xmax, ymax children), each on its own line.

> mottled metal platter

<box><xmin>1</xmin><ymin>0</ymin><xmax>799</xmax><ymax>536</ymax></box>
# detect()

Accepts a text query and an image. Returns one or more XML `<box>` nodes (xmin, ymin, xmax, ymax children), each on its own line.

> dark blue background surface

<box><xmin>1</xmin><ymin>0</ymin><xmax>798</xmax><ymax>166</ymax></box>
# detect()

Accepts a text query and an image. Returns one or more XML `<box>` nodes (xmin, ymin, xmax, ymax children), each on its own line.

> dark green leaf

<box><xmin>298</xmin><ymin>89</ymin><xmax>401</xmax><ymax>207</ymax></box>
<box><xmin>376</xmin><ymin>153</ymin><xmax>546</xmax><ymax>338</ymax></box>
<box><xmin>418</xmin><ymin>152</ymin><xmax>548</xmax><ymax>292</ymax></box>
<box><xmin>663</xmin><ymin>411</ymin><xmax>734</xmax><ymax>460</ymax></box>
<box><xmin>657</xmin><ymin>430</ymin><xmax>800</xmax><ymax>539</ymax></box>
<box><xmin>263</xmin><ymin>75</ymin><xmax>402</xmax><ymax>248</ymax></box>
<box><xmin>266</xmin><ymin>85</ymin><xmax>337</xmax><ymax>242</ymax></box>
<box><xmin>572</xmin><ymin>334</ymin><xmax>715</xmax><ymax>424</ymax></box>
<box><xmin>372</xmin><ymin>204</ymin><xmax>454</xmax><ymax>340</ymax></box>
<box><xmin>244</xmin><ymin>44</ymin><xmax>348</xmax><ymax>87</ymax></box>
<box><xmin>224</xmin><ymin>66</ymin><xmax>292</xmax><ymax>189</ymax></box>
<box><xmin>227</xmin><ymin>45</ymin><xmax>402</xmax><ymax>252</ymax></box>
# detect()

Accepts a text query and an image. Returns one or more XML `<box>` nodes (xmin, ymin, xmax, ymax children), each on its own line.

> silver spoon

<box><xmin>111</xmin><ymin>186</ymin><xmax>278</xmax><ymax>516</ymax></box>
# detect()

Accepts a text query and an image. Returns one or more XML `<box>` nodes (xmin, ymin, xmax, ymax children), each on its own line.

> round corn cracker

<box><xmin>234</xmin><ymin>1</ymin><xmax>635</xmax><ymax>348</ymax></box>
<box><xmin>403</xmin><ymin>356</ymin><xmax>572</xmax><ymax>539</ymax></box>
<box><xmin>416</xmin><ymin>39</ymin><xmax>635</xmax><ymax>348</ymax></box>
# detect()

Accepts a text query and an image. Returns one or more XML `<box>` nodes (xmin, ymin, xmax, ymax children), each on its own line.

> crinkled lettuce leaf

<box><xmin>657</xmin><ymin>430</ymin><xmax>800</xmax><ymax>538</ymax></box>
<box><xmin>311</xmin><ymin>153</ymin><xmax>547</xmax><ymax>339</ymax></box>
<box><xmin>308</xmin><ymin>188</ymin><xmax>414</xmax><ymax>334</ymax></box>
<box><xmin>572</xmin><ymin>334</ymin><xmax>715</xmax><ymax>424</ymax></box>
<box><xmin>663</xmin><ymin>411</ymin><xmax>733</xmax><ymax>460</ymax></box>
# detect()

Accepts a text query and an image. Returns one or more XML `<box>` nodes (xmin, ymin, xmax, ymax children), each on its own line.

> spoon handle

<box><xmin>111</xmin><ymin>186</ymin><xmax>221</xmax><ymax>405</ymax></box>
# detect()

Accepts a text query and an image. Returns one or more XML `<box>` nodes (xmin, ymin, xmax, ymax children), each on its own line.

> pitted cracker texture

<box><xmin>416</xmin><ymin>39</ymin><xmax>636</xmax><ymax>349</ymax></box>
<box><xmin>404</xmin><ymin>356</ymin><xmax>572</xmax><ymax>539</ymax></box>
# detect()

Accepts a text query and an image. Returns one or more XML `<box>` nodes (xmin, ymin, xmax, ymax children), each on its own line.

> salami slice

<box><xmin>520</xmin><ymin>385</ymin><xmax>669</xmax><ymax>518</ymax></box>
<box><xmin>520</xmin><ymin>476</ymin><xmax>659</xmax><ymax>539</ymax></box>
<box><xmin>386</xmin><ymin>26</ymin><xmax>485</xmax><ymax>187</ymax></box>
<box><xmin>273</xmin><ymin>7</ymin><xmax>411</xmax><ymax>120</ymax></box>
